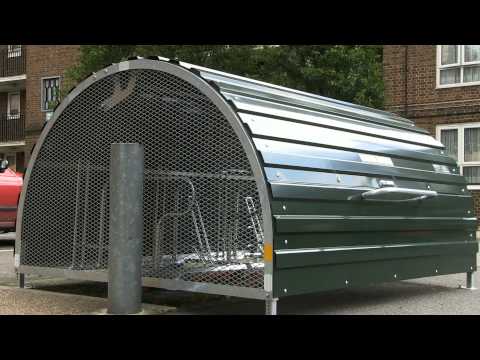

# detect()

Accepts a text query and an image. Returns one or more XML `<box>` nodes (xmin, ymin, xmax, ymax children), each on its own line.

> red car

<box><xmin>0</xmin><ymin>160</ymin><xmax>23</xmax><ymax>232</ymax></box>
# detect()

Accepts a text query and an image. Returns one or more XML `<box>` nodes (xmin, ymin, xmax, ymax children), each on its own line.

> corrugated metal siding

<box><xmin>184</xmin><ymin>61</ymin><xmax>478</xmax><ymax>297</ymax></box>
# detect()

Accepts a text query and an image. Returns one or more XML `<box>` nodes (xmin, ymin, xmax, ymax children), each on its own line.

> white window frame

<box><xmin>436</xmin><ymin>45</ymin><xmax>480</xmax><ymax>89</ymax></box>
<box><xmin>7</xmin><ymin>45</ymin><xmax>22</xmax><ymax>58</ymax></box>
<box><xmin>437</xmin><ymin>122</ymin><xmax>480</xmax><ymax>190</ymax></box>
<box><xmin>41</xmin><ymin>76</ymin><xmax>61</xmax><ymax>113</ymax></box>
<box><xmin>7</xmin><ymin>92</ymin><xmax>21</xmax><ymax>119</ymax></box>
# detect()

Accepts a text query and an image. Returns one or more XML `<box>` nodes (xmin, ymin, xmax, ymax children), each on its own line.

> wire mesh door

<box><xmin>20</xmin><ymin>68</ymin><xmax>265</xmax><ymax>291</ymax></box>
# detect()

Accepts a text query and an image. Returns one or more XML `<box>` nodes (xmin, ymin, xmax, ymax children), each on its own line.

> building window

<box><xmin>7</xmin><ymin>45</ymin><xmax>22</xmax><ymax>58</ymax></box>
<box><xmin>7</xmin><ymin>92</ymin><xmax>21</xmax><ymax>119</ymax></box>
<box><xmin>41</xmin><ymin>77</ymin><xmax>60</xmax><ymax>112</ymax></box>
<box><xmin>437</xmin><ymin>123</ymin><xmax>480</xmax><ymax>189</ymax></box>
<box><xmin>437</xmin><ymin>45</ymin><xmax>480</xmax><ymax>88</ymax></box>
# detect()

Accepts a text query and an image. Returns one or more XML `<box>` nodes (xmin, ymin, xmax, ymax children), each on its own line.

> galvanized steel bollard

<box><xmin>108</xmin><ymin>143</ymin><xmax>144</xmax><ymax>315</ymax></box>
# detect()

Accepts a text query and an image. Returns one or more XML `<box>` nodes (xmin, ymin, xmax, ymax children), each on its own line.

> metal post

<box><xmin>466</xmin><ymin>272</ymin><xmax>476</xmax><ymax>290</ymax></box>
<box><xmin>17</xmin><ymin>273</ymin><xmax>25</xmax><ymax>288</ymax></box>
<box><xmin>265</xmin><ymin>297</ymin><xmax>278</xmax><ymax>316</ymax></box>
<box><xmin>460</xmin><ymin>271</ymin><xmax>477</xmax><ymax>290</ymax></box>
<box><xmin>108</xmin><ymin>143</ymin><xmax>144</xmax><ymax>315</ymax></box>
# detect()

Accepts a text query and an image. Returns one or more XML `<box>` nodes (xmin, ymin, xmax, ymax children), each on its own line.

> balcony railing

<box><xmin>0</xmin><ymin>46</ymin><xmax>26</xmax><ymax>78</ymax></box>
<box><xmin>0</xmin><ymin>113</ymin><xmax>25</xmax><ymax>143</ymax></box>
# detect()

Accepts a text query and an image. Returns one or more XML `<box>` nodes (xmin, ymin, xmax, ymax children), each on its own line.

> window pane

<box><xmin>440</xmin><ymin>68</ymin><xmax>461</xmax><ymax>85</ymax></box>
<box><xmin>465</xmin><ymin>128</ymin><xmax>480</xmax><ymax>161</ymax></box>
<box><xmin>441</xmin><ymin>45</ymin><xmax>458</xmax><ymax>65</ymax></box>
<box><xmin>464</xmin><ymin>45</ymin><xmax>480</xmax><ymax>62</ymax></box>
<box><xmin>42</xmin><ymin>77</ymin><xmax>60</xmax><ymax>111</ymax></box>
<box><xmin>463</xmin><ymin>66</ymin><xmax>480</xmax><ymax>83</ymax></box>
<box><xmin>7</xmin><ymin>45</ymin><xmax>21</xmax><ymax>58</ymax></box>
<box><xmin>8</xmin><ymin>93</ymin><xmax>20</xmax><ymax>115</ymax></box>
<box><xmin>440</xmin><ymin>129</ymin><xmax>458</xmax><ymax>160</ymax></box>
<box><xmin>463</xmin><ymin>166</ymin><xmax>480</xmax><ymax>184</ymax></box>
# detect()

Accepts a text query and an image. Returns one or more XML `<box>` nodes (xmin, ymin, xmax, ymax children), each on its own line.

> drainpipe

<box><xmin>404</xmin><ymin>45</ymin><xmax>409</xmax><ymax>117</ymax></box>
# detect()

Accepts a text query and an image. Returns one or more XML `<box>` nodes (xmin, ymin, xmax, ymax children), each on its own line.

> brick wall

<box><xmin>384</xmin><ymin>45</ymin><xmax>480</xmax><ymax>112</ymax></box>
<box><xmin>383</xmin><ymin>45</ymin><xmax>407</xmax><ymax>111</ymax></box>
<box><xmin>471</xmin><ymin>191</ymin><xmax>480</xmax><ymax>219</ymax></box>
<box><xmin>24</xmin><ymin>45</ymin><xmax>80</xmax><ymax>164</ymax></box>
<box><xmin>384</xmin><ymin>45</ymin><xmax>480</xmax><ymax>225</ymax></box>
<box><xmin>415</xmin><ymin>113</ymin><xmax>480</xmax><ymax>136</ymax></box>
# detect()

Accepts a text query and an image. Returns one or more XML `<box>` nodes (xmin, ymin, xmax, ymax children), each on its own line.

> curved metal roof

<box><xmin>176</xmin><ymin>58</ymin><xmax>450</xmax><ymax>152</ymax></box>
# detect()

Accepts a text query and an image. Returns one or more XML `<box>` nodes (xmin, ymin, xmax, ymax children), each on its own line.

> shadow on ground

<box><xmin>27</xmin><ymin>279</ymin><xmax>224</xmax><ymax>309</ymax></box>
<box><xmin>175</xmin><ymin>280</ymin><xmax>461</xmax><ymax>315</ymax></box>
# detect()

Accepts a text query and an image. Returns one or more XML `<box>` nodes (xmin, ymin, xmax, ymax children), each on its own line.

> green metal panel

<box><xmin>194</xmin><ymin>60</ymin><xmax>479</xmax><ymax>299</ymax></box>
<box><xmin>274</xmin><ymin>255</ymin><xmax>476</xmax><ymax>297</ymax></box>
<box><xmin>246</xmin><ymin>116</ymin><xmax>453</xmax><ymax>165</ymax></box>
<box><xmin>270</xmin><ymin>183</ymin><xmax>468</xmax><ymax>200</ymax></box>
<box><xmin>198</xmin><ymin>70</ymin><xmax>426</xmax><ymax>133</ymax></box>
<box><xmin>265</xmin><ymin>168</ymin><xmax>466</xmax><ymax>195</ymax></box>
<box><xmin>274</xmin><ymin>216</ymin><xmax>476</xmax><ymax>233</ymax></box>
<box><xmin>262</xmin><ymin>152</ymin><xmax>462</xmax><ymax>184</ymax></box>
<box><xmin>255</xmin><ymin>138</ymin><xmax>458</xmax><ymax>171</ymax></box>
<box><xmin>274</xmin><ymin>230</ymin><xmax>474</xmax><ymax>250</ymax></box>
<box><xmin>271</xmin><ymin>198</ymin><xmax>473</xmax><ymax>217</ymax></box>
<box><xmin>275</xmin><ymin>242</ymin><xmax>478</xmax><ymax>269</ymax></box>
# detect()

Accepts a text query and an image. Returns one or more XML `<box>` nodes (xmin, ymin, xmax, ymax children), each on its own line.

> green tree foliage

<box><xmin>65</xmin><ymin>45</ymin><xmax>384</xmax><ymax>108</ymax></box>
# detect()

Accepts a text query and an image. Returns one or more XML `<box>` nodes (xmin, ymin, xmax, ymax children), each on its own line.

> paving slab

<box><xmin>0</xmin><ymin>286</ymin><xmax>175</xmax><ymax>315</ymax></box>
<box><xmin>0</xmin><ymin>248</ymin><xmax>14</xmax><ymax>281</ymax></box>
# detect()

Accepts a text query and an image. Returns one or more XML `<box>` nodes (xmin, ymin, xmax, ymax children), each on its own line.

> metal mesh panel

<box><xmin>21</xmin><ymin>69</ymin><xmax>264</xmax><ymax>289</ymax></box>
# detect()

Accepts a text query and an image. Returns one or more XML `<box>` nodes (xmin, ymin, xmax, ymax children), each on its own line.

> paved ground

<box><xmin>0</xmin><ymin>235</ymin><xmax>15</xmax><ymax>282</ymax></box>
<box><xmin>0</xmin><ymin>286</ymin><xmax>174</xmax><ymax>315</ymax></box>
<box><xmin>176</xmin><ymin>274</ymin><xmax>480</xmax><ymax>315</ymax></box>
<box><xmin>1</xmin><ymin>237</ymin><xmax>480</xmax><ymax>315</ymax></box>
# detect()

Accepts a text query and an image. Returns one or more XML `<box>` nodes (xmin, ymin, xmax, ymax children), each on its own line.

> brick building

<box><xmin>384</xmin><ymin>45</ymin><xmax>480</xmax><ymax>217</ymax></box>
<box><xmin>0</xmin><ymin>45</ymin><xmax>80</xmax><ymax>172</ymax></box>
